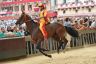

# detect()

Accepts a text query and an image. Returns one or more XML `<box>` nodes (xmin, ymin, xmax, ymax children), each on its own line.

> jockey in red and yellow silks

<box><xmin>38</xmin><ymin>3</ymin><xmax>49</xmax><ymax>39</ymax></box>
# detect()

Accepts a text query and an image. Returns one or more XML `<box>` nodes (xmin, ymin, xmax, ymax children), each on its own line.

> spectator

<box><xmin>24</xmin><ymin>28</ymin><xmax>30</xmax><ymax>36</ymax></box>
<box><xmin>83</xmin><ymin>18</ymin><xmax>88</xmax><ymax>27</ymax></box>
<box><xmin>1</xmin><ymin>27</ymin><xmax>7</xmax><ymax>33</ymax></box>
<box><xmin>78</xmin><ymin>19</ymin><xmax>87</xmax><ymax>30</ymax></box>
<box><xmin>63</xmin><ymin>18</ymin><xmax>72</xmax><ymax>27</ymax></box>
<box><xmin>90</xmin><ymin>19</ymin><xmax>96</xmax><ymax>29</ymax></box>
<box><xmin>19</xmin><ymin>27</ymin><xmax>25</xmax><ymax>36</ymax></box>
<box><xmin>7</xmin><ymin>26</ymin><xmax>13</xmax><ymax>32</ymax></box>
<box><xmin>0</xmin><ymin>28</ymin><xmax>6</xmax><ymax>38</ymax></box>
<box><xmin>73</xmin><ymin>21</ymin><xmax>80</xmax><ymax>30</ymax></box>
<box><xmin>13</xmin><ymin>26</ymin><xmax>22</xmax><ymax>37</ymax></box>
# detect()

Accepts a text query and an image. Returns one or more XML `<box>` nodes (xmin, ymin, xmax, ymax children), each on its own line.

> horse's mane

<box><xmin>25</xmin><ymin>13</ymin><xmax>38</xmax><ymax>28</ymax></box>
<box><xmin>26</xmin><ymin>14</ymin><xmax>37</xmax><ymax>24</ymax></box>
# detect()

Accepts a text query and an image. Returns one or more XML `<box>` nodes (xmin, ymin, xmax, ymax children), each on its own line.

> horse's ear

<box><xmin>21</xmin><ymin>10</ymin><xmax>25</xmax><ymax>14</ymax></box>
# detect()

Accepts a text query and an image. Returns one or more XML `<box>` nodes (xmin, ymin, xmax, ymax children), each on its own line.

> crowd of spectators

<box><xmin>0</xmin><ymin>16</ymin><xmax>96</xmax><ymax>38</ymax></box>
<box><xmin>0</xmin><ymin>20</ymin><xmax>30</xmax><ymax>38</ymax></box>
<box><xmin>62</xmin><ymin>16</ymin><xmax>96</xmax><ymax>30</ymax></box>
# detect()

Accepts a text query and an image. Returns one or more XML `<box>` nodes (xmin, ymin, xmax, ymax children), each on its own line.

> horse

<box><xmin>16</xmin><ymin>11</ymin><xmax>79</xmax><ymax>58</ymax></box>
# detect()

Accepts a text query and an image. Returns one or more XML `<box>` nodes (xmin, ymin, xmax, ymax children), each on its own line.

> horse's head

<box><xmin>16</xmin><ymin>11</ymin><xmax>32</xmax><ymax>25</ymax></box>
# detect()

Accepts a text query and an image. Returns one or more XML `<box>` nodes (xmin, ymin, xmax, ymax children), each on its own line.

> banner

<box><xmin>0</xmin><ymin>0</ymin><xmax>42</xmax><ymax>6</ymax></box>
<box><xmin>0</xmin><ymin>16</ymin><xmax>18</xmax><ymax>20</ymax></box>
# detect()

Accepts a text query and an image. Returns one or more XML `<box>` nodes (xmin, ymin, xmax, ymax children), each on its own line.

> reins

<box><xmin>23</xmin><ymin>14</ymin><xmax>31</xmax><ymax>23</ymax></box>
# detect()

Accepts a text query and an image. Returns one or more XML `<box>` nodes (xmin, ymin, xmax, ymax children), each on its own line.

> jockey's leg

<box><xmin>39</xmin><ymin>23</ymin><xmax>48</xmax><ymax>39</ymax></box>
<box><xmin>41</xmin><ymin>26</ymin><xmax>48</xmax><ymax>49</ymax></box>
<box><xmin>39</xmin><ymin>23</ymin><xmax>48</xmax><ymax>50</ymax></box>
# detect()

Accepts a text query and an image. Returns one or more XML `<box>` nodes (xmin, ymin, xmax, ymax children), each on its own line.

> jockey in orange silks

<box><xmin>38</xmin><ymin>3</ymin><xmax>49</xmax><ymax>39</ymax></box>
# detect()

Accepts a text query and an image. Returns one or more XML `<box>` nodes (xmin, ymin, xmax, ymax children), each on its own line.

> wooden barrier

<box><xmin>0</xmin><ymin>37</ymin><xmax>26</xmax><ymax>60</ymax></box>
<box><xmin>25</xmin><ymin>30</ymin><xmax>96</xmax><ymax>55</ymax></box>
<box><xmin>0</xmin><ymin>30</ymin><xmax>95</xmax><ymax>60</ymax></box>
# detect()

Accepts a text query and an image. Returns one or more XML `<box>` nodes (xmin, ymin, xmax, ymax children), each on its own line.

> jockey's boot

<box><xmin>40</xmin><ymin>26</ymin><xmax>49</xmax><ymax>51</ymax></box>
<box><xmin>44</xmin><ymin>36</ymin><xmax>49</xmax><ymax>51</ymax></box>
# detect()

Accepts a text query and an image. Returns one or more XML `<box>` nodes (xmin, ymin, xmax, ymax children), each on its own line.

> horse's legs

<box><xmin>36</xmin><ymin>42</ymin><xmax>49</xmax><ymax>51</ymax></box>
<box><xmin>57</xmin><ymin>37</ymin><xmax>68</xmax><ymax>53</ymax></box>
<box><xmin>62</xmin><ymin>37</ymin><xmax>68</xmax><ymax>50</ymax></box>
<box><xmin>52</xmin><ymin>35</ymin><xmax>63</xmax><ymax>53</ymax></box>
<box><xmin>57</xmin><ymin>41</ymin><xmax>63</xmax><ymax>53</ymax></box>
<box><xmin>41</xmin><ymin>40</ymin><xmax>49</xmax><ymax>51</ymax></box>
<box><xmin>36</xmin><ymin>42</ymin><xmax>52</xmax><ymax>58</ymax></box>
<box><xmin>39</xmin><ymin>49</ymin><xmax>52</xmax><ymax>58</ymax></box>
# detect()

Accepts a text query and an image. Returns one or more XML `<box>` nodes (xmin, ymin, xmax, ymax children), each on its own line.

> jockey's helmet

<box><xmin>38</xmin><ymin>3</ymin><xmax>45</xmax><ymax>8</ymax></box>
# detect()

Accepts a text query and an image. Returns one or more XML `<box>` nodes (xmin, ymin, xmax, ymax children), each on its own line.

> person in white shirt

<box><xmin>63</xmin><ymin>18</ymin><xmax>72</xmax><ymax>27</ymax></box>
<box><xmin>90</xmin><ymin>20</ymin><xmax>96</xmax><ymax>28</ymax></box>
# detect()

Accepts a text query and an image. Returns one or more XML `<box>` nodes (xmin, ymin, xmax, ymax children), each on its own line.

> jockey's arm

<box><xmin>34</xmin><ymin>10</ymin><xmax>49</xmax><ymax>22</ymax></box>
<box><xmin>34</xmin><ymin>17</ymin><xmax>46</xmax><ymax>24</ymax></box>
<box><xmin>43</xmin><ymin>10</ymin><xmax>47</xmax><ymax>17</ymax></box>
<box><xmin>38</xmin><ymin>10</ymin><xmax>47</xmax><ymax>19</ymax></box>
<box><xmin>43</xmin><ymin>10</ymin><xmax>50</xmax><ymax>22</ymax></box>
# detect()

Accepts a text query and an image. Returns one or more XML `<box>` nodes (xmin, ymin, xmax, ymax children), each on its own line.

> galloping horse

<box><xmin>16</xmin><ymin>11</ymin><xmax>79</xmax><ymax>58</ymax></box>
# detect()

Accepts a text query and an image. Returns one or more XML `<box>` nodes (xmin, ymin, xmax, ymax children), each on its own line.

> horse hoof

<box><xmin>41</xmin><ymin>49</ymin><xmax>49</xmax><ymax>51</ymax></box>
<box><xmin>57</xmin><ymin>50</ymin><xmax>60</xmax><ymax>54</ymax></box>
<box><xmin>48</xmin><ymin>55</ymin><xmax>52</xmax><ymax>58</ymax></box>
<box><xmin>45</xmin><ymin>49</ymin><xmax>50</xmax><ymax>51</ymax></box>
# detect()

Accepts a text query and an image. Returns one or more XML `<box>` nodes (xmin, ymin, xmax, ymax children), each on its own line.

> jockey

<box><xmin>38</xmin><ymin>3</ymin><xmax>49</xmax><ymax>39</ymax></box>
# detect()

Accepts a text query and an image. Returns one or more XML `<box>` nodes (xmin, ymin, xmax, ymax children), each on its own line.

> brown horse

<box><xmin>16</xmin><ymin>11</ymin><xmax>79</xmax><ymax>58</ymax></box>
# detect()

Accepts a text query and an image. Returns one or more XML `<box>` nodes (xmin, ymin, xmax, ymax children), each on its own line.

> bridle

<box><xmin>23</xmin><ymin>13</ymin><xmax>37</xmax><ymax>43</ymax></box>
<box><xmin>23</xmin><ymin>13</ymin><xmax>31</xmax><ymax>23</ymax></box>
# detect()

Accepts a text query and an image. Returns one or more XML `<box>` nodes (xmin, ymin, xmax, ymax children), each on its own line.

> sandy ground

<box><xmin>1</xmin><ymin>46</ymin><xmax>96</xmax><ymax>64</ymax></box>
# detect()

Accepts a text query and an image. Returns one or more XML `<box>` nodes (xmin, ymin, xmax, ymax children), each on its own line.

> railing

<box><xmin>0</xmin><ymin>37</ymin><xmax>26</xmax><ymax>60</ymax></box>
<box><xmin>0</xmin><ymin>30</ymin><xmax>95</xmax><ymax>60</ymax></box>
<box><xmin>70</xmin><ymin>30</ymin><xmax>96</xmax><ymax>47</ymax></box>
<box><xmin>25</xmin><ymin>30</ymin><xmax>96</xmax><ymax>55</ymax></box>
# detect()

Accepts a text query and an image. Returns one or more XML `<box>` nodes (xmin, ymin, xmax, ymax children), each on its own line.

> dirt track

<box><xmin>1</xmin><ymin>46</ymin><xmax>96</xmax><ymax>64</ymax></box>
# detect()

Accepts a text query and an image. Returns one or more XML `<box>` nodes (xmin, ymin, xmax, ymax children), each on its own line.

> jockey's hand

<box><xmin>34</xmin><ymin>20</ymin><xmax>39</xmax><ymax>23</ymax></box>
<box><xmin>34</xmin><ymin>18</ymin><xmax>40</xmax><ymax>24</ymax></box>
<box><xmin>34</xmin><ymin>17</ymin><xmax>39</xmax><ymax>21</ymax></box>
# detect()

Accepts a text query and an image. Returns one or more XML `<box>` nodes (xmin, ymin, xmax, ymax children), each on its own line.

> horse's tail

<box><xmin>65</xmin><ymin>26</ymin><xmax>79</xmax><ymax>37</ymax></box>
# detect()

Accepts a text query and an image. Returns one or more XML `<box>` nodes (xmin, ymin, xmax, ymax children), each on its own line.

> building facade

<box><xmin>0</xmin><ymin>0</ymin><xmax>96</xmax><ymax>20</ymax></box>
<box><xmin>0</xmin><ymin>0</ymin><xmax>44</xmax><ymax>20</ymax></box>
<box><xmin>48</xmin><ymin>0</ymin><xmax>96</xmax><ymax>18</ymax></box>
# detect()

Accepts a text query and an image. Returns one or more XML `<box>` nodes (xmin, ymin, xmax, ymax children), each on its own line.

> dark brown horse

<box><xmin>16</xmin><ymin>11</ymin><xmax>79</xmax><ymax>58</ymax></box>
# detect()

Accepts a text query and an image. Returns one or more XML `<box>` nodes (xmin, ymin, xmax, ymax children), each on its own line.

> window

<box><xmin>14</xmin><ymin>6</ymin><xmax>19</xmax><ymax>11</ymax></box>
<box><xmin>54</xmin><ymin>0</ymin><xmax>57</xmax><ymax>6</ymax></box>
<box><xmin>7</xmin><ymin>6</ymin><xmax>13</xmax><ymax>11</ymax></box>
<box><xmin>74</xmin><ymin>8</ymin><xmax>78</xmax><ymax>13</ymax></box>
<box><xmin>14</xmin><ymin>0</ymin><xmax>21</xmax><ymax>1</ymax></box>
<box><xmin>82</xmin><ymin>7</ymin><xmax>84</xmax><ymax>10</ymax></box>
<box><xmin>69</xmin><ymin>8</ymin><xmax>71</xmax><ymax>11</ymax></box>
<box><xmin>21</xmin><ymin>5</ymin><xmax>25</xmax><ymax>11</ymax></box>
<box><xmin>63</xmin><ymin>10</ymin><xmax>66</xmax><ymax>13</ymax></box>
<box><xmin>91</xmin><ymin>6</ymin><xmax>94</xmax><ymax>8</ymax></box>
<box><xmin>28</xmin><ymin>5</ymin><xmax>32</xmax><ymax>11</ymax></box>
<box><xmin>77</xmin><ymin>7</ymin><xmax>80</xmax><ymax>9</ymax></box>
<box><xmin>63</xmin><ymin>0</ymin><xmax>66</xmax><ymax>3</ymax></box>
<box><xmin>3</xmin><ymin>0</ymin><xmax>7</xmax><ymax>1</ymax></box>
<box><xmin>75</xmin><ymin>9</ymin><xmax>78</xmax><ymax>13</ymax></box>
<box><xmin>88</xmin><ymin>8</ymin><xmax>91</xmax><ymax>12</ymax></box>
